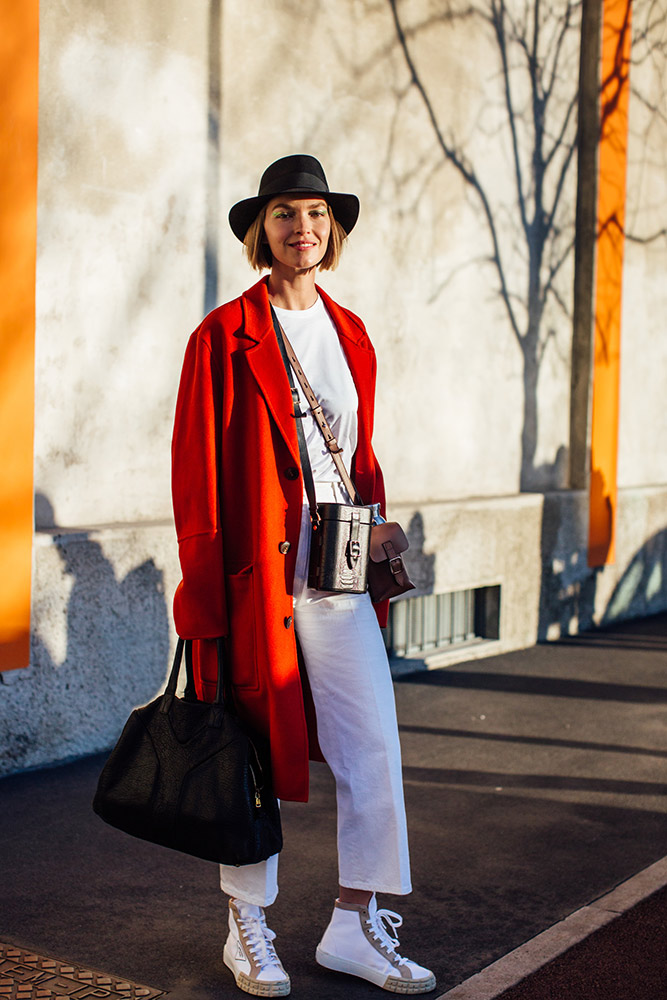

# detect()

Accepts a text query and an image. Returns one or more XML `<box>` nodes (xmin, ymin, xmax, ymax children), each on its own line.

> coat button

<box><xmin>284</xmin><ymin>466</ymin><xmax>299</xmax><ymax>480</ymax></box>
<box><xmin>284</xmin><ymin>616</ymin><xmax>293</xmax><ymax>629</ymax></box>
<box><xmin>278</xmin><ymin>541</ymin><xmax>291</xmax><ymax>554</ymax></box>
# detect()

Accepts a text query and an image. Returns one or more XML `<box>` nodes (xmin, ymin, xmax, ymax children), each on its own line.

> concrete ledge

<box><xmin>435</xmin><ymin>856</ymin><xmax>667</xmax><ymax>1000</ymax></box>
<box><xmin>389</xmin><ymin>639</ymin><xmax>503</xmax><ymax>677</ymax></box>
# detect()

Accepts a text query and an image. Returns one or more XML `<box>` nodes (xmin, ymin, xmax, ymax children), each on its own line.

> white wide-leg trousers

<box><xmin>219</xmin><ymin>484</ymin><xmax>412</xmax><ymax>907</ymax></box>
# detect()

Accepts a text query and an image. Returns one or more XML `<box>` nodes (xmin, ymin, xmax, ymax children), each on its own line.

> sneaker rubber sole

<box><xmin>223</xmin><ymin>945</ymin><xmax>291</xmax><ymax>997</ymax></box>
<box><xmin>316</xmin><ymin>945</ymin><xmax>436</xmax><ymax>994</ymax></box>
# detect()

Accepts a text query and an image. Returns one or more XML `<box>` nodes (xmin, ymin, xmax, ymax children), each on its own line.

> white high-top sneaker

<box><xmin>316</xmin><ymin>895</ymin><xmax>436</xmax><ymax>994</ymax></box>
<box><xmin>223</xmin><ymin>898</ymin><xmax>291</xmax><ymax>997</ymax></box>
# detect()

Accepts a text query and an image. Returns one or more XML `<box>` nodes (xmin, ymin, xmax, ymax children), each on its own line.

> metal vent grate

<box><xmin>385</xmin><ymin>585</ymin><xmax>500</xmax><ymax>657</ymax></box>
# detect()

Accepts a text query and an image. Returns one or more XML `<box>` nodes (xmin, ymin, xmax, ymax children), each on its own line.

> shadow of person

<box><xmin>17</xmin><ymin>493</ymin><xmax>171</xmax><ymax>769</ymax></box>
<box><xmin>403</xmin><ymin>511</ymin><xmax>436</xmax><ymax>595</ymax></box>
<box><xmin>54</xmin><ymin>533</ymin><xmax>170</xmax><ymax>711</ymax></box>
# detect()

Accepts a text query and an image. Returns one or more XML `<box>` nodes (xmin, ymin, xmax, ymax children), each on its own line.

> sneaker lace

<box><xmin>239</xmin><ymin>911</ymin><xmax>281</xmax><ymax>969</ymax></box>
<box><xmin>368</xmin><ymin>906</ymin><xmax>409</xmax><ymax>967</ymax></box>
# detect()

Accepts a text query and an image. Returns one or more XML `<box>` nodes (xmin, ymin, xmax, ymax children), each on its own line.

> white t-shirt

<box><xmin>273</xmin><ymin>296</ymin><xmax>358</xmax><ymax>482</ymax></box>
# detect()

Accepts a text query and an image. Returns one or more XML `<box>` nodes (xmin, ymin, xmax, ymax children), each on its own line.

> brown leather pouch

<box><xmin>367</xmin><ymin>521</ymin><xmax>416</xmax><ymax>603</ymax></box>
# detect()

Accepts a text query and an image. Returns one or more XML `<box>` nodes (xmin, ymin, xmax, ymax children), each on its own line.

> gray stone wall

<box><xmin>35</xmin><ymin>1</ymin><xmax>208</xmax><ymax>528</ymax></box>
<box><xmin>1</xmin><ymin>524</ymin><xmax>181</xmax><ymax>774</ymax></box>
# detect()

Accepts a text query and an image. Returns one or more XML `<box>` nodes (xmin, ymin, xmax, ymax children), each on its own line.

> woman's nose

<box><xmin>294</xmin><ymin>213</ymin><xmax>311</xmax><ymax>233</ymax></box>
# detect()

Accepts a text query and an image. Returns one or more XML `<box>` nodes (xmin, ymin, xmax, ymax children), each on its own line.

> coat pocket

<box><xmin>225</xmin><ymin>567</ymin><xmax>258</xmax><ymax>690</ymax></box>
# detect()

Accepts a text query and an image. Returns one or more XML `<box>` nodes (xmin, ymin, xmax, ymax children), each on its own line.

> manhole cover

<box><xmin>0</xmin><ymin>942</ymin><xmax>166</xmax><ymax>1000</ymax></box>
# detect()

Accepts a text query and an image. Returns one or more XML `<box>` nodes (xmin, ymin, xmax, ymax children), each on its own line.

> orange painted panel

<box><xmin>0</xmin><ymin>1</ymin><xmax>38</xmax><ymax>668</ymax></box>
<box><xmin>588</xmin><ymin>0</ymin><xmax>632</xmax><ymax>568</ymax></box>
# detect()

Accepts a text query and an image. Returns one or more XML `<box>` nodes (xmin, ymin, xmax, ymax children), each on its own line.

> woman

<box><xmin>171</xmin><ymin>155</ymin><xmax>435</xmax><ymax>996</ymax></box>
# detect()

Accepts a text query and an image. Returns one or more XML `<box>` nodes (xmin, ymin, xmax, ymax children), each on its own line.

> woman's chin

<box><xmin>273</xmin><ymin>258</ymin><xmax>319</xmax><ymax>277</ymax></box>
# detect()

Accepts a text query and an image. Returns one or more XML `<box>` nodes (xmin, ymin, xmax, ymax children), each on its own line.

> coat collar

<box><xmin>238</xmin><ymin>275</ymin><xmax>374</xmax><ymax>468</ymax></box>
<box><xmin>238</xmin><ymin>276</ymin><xmax>370</xmax><ymax>349</ymax></box>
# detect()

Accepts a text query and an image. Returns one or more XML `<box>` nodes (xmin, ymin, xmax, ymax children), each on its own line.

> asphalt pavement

<box><xmin>1</xmin><ymin>613</ymin><xmax>666</xmax><ymax>999</ymax></box>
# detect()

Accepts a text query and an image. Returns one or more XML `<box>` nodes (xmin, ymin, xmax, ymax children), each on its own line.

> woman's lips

<box><xmin>289</xmin><ymin>242</ymin><xmax>316</xmax><ymax>250</ymax></box>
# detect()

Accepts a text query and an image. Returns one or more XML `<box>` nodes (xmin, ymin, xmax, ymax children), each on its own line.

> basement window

<box><xmin>384</xmin><ymin>585</ymin><xmax>500</xmax><ymax>658</ymax></box>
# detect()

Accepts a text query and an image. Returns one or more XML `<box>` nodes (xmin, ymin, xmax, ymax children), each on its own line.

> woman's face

<box><xmin>263</xmin><ymin>196</ymin><xmax>331</xmax><ymax>272</ymax></box>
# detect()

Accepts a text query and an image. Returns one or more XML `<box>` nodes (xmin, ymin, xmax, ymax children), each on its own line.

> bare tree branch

<box><xmin>387</xmin><ymin>0</ymin><xmax>523</xmax><ymax>345</ymax></box>
<box><xmin>625</xmin><ymin>227</ymin><xmax>667</xmax><ymax>244</ymax></box>
<box><xmin>630</xmin><ymin>0</ymin><xmax>667</xmax><ymax>56</ymax></box>
<box><xmin>599</xmin><ymin>0</ymin><xmax>632</xmax><ymax>131</ymax></box>
<box><xmin>630</xmin><ymin>86</ymin><xmax>667</xmax><ymax>127</ymax></box>
<box><xmin>543</xmin><ymin>0</ymin><xmax>578</xmax><ymax>102</ymax></box>
<box><xmin>545</xmin><ymin>122</ymin><xmax>577</xmax><ymax>235</ymax></box>
<box><xmin>384</xmin><ymin>0</ymin><xmax>585</xmax><ymax>486</ymax></box>
<box><xmin>490</xmin><ymin>0</ymin><xmax>530</xmax><ymax>239</ymax></box>
<box><xmin>543</xmin><ymin>89</ymin><xmax>578</xmax><ymax>171</ymax></box>
<box><xmin>542</xmin><ymin>234</ymin><xmax>576</xmax><ymax>308</ymax></box>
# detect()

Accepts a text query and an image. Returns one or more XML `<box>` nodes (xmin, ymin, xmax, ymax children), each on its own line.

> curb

<box><xmin>435</xmin><ymin>856</ymin><xmax>667</xmax><ymax>1000</ymax></box>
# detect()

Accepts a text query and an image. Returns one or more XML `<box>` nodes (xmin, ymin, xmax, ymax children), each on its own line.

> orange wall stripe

<box><xmin>0</xmin><ymin>1</ymin><xmax>38</xmax><ymax>669</ymax></box>
<box><xmin>588</xmin><ymin>0</ymin><xmax>632</xmax><ymax>568</ymax></box>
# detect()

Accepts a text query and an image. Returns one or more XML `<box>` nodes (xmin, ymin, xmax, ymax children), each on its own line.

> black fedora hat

<box><xmin>228</xmin><ymin>154</ymin><xmax>360</xmax><ymax>243</ymax></box>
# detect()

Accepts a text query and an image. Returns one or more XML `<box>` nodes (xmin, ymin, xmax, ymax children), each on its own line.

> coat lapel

<box><xmin>241</xmin><ymin>279</ymin><xmax>301</xmax><ymax>467</ymax></box>
<box><xmin>317</xmin><ymin>286</ymin><xmax>374</xmax><ymax>410</ymax></box>
<box><xmin>239</xmin><ymin>277</ymin><xmax>375</xmax><ymax>468</ymax></box>
<box><xmin>317</xmin><ymin>285</ymin><xmax>376</xmax><ymax>448</ymax></box>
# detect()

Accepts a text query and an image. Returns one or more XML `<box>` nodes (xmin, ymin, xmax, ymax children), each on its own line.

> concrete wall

<box><xmin>0</xmin><ymin>0</ymin><xmax>665</xmax><ymax>775</ymax></box>
<box><xmin>394</xmin><ymin>483</ymin><xmax>667</xmax><ymax>660</ymax></box>
<box><xmin>0</xmin><ymin>525</ymin><xmax>180</xmax><ymax>774</ymax></box>
<box><xmin>618</xmin><ymin>3</ymin><xmax>667</xmax><ymax>488</ymax></box>
<box><xmin>35</xmin><ymin>1</ymin><xmax>208</xmax><ymax>528</ymax></box>
<box><xmin>2</xmin><ymin>1</ymin><xmax>210</xmax><ymax>772</ymax></box>
<box><xmin>217</xmin><ymin>0</ymin><xmax>580</xmax><ymax>499</ymax></box>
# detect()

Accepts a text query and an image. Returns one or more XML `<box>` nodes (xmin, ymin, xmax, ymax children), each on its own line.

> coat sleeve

<box><xmin>171</xmin><ymin>329</ymin><xmax>228</xmax><ymax>638</ymax></box>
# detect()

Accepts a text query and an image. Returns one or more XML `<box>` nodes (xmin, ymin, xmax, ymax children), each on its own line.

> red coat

<box><xmin>171</xmin><ymin>276</ymin><xmax>388</xmax><ymax>802</ymax></box>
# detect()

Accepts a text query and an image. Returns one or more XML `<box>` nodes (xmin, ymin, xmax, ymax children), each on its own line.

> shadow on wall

<box><xmin>204</xmin><ymin>0</ymin><xmax>222</xmax><ymax>315</ymax></box>
<box><xmin>602</xmin><ymin>529</ymin><xmax>667</xmax><ymax>625</ymax></box>
<box><xmin>0</xmin><ymin>494</ymin><xmax>170</xmax><ymax>775</ymax></box>
<box><xmin>386</xmin><ymin>0</ymin><xmax>580</xmax><ymax>493</ymax></box>
<box><xmin>403</xmin><ymin>512</ymin><xmax>436</xmax><ymax>595</ymax></box>
<box><xmin>538</xmin><ymin>513</ymin><xmax>667</xmax><ymax>641</ymax></box>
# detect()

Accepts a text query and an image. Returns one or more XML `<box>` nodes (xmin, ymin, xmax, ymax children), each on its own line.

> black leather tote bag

<box><xmin>93</xmin><ymin>637</ymin><xmax>282</xmax><ymax>865</ymax></box>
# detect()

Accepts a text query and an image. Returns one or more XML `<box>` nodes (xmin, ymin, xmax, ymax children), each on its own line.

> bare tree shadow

<box><xmin>385</xmin><ymin>0</ymin><xmax>580</xmax><ymax>491</ymax></box>
<box><xmin>602</xmin><ymin>529</ymin><xmax>667</xmax><ymax>625</ymax></box>
<box><xmin>537</xmin><ymin>491</ymin><xmax>598</xmax><ymax>641</ymax></box>
<box><xmin>538</xmin><ymin>498</ymin><xmax>667</xmax><ymax>643</ymax></box>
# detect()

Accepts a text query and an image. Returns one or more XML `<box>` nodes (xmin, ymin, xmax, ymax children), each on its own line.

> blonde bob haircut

<box><xmin>243</xmin><ymin>203</ymin><xmax>347</xmax><ymax>272</ymax></box>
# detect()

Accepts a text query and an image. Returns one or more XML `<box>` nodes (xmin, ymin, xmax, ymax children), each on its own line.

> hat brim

<box><xmin>229</xmin><ymin>189</ymin><xmax>359</xmax><ymax>243</ymax></box>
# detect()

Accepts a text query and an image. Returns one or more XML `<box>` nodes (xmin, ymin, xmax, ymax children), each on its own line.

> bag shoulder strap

<box><xmin>270</xmin><ymin>308</ymin><xmax>319</xmax><ymax>524</ymax></box>
<box><xmin>270</xmin><ymin>306</ymin><xmax>363</xmax><ymax>512</ymax></box>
